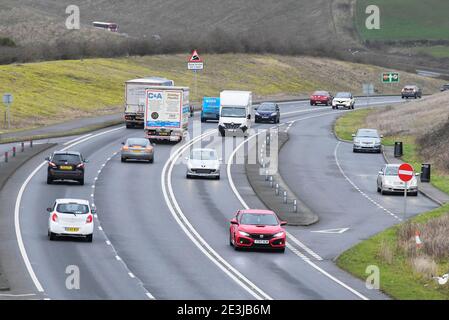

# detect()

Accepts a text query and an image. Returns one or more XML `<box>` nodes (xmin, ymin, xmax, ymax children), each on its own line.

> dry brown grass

<box><xmin>410</xmin><ymin>256</ymin><xmax>438</xmax><ymax>279</ymax></box>
<box><xmin>398</xmin><ymin>215</ymin><xmax>449</xmax><ymax>260</ymax></box>
<box><xmin>378</xmin><ymin>240</ymin><xmax>394</xmax><ymax>264</ymax></box>
<box><xmin>366</xmin><ymin>91</ymin><xmax>449</xmax><ymax>137</ymax></box>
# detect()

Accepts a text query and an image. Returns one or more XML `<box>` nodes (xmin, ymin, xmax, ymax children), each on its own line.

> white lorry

<box><xmin>144</xmin><ymin>86</ymin><xmax>190</xmax><ymax>143</ymax></box>
<box><xmin>124</xmin><ymin>77</ymin><xmax>174</xmax><ymax>128</ymax></box>
<box><xmin>218</xmin><ymin>90</ymin><xmax>253</xmax><ymax>137</ymax></box>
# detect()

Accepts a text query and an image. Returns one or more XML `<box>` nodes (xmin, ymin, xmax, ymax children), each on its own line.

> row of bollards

<box><xmin>2</xmin><ymin>140</ymin><xmax>33</xmax><ymax>163</ymax></box>
<box><xmin>264</xmin><ymin>174</ymin><xmax>297</xmax><ymax>212</ymax></box>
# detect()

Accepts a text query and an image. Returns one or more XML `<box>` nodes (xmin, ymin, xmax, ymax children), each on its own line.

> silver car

<box><xmin>121</xmin><ymin>138</ymin><xmax>154</xmax><ymax>163</ymax></box>
<box><xmin>352</xmin><ymin>129</ymin><xmax>382</xmax><ymax>153</ymax></box>
<box><xmin>186</xmin><ymin>148</ymin><xmax>221</xmax><ymax>179</ymax></box>
<box><xmin>377</xmin><ymin>164</ymin><xmax>418</xmax><ymax>196</ymax></box>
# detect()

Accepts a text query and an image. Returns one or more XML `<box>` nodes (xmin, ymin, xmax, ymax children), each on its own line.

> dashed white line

<box><xmin>334</xmin><ymin>141</ymin><xmax>402</xmax><ymax>221</ymax></box>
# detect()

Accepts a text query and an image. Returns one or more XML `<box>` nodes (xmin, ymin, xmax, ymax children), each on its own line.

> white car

<box><xmin>332</xmin><ymin>92</ymin><xmax>355</xmax><ymax>110</ymax></box>
<box><xmin>47</xmin><ymin>199</ymin><xmax>95</xmax><ymax>242</ymax></box>
<box><xmin>352</xmin><ymin>128</ymin><xmax>382</xmax><ymax>153</ymax></box>
<box><xmin>186</xmin><ymin>148</ymin><xmax>221</xmax><ymax>179</ymax></box>
<box><xmin>377</xmin><ymin>164</ymin><xmax>419</xmax><ymax>196</ymax></box>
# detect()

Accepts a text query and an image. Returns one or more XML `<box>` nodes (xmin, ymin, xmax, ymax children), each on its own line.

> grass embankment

<box><xmin>355</xmin><ymin>0</ymin><xmax>449</xmax><ymax>41</ymax></box>
<box><xmin>0</xmin><ymin>54</ymin><xmax>444</xmax><ymax>133</ymax></box>
<box><xmin>334</xmin><ymin>92</ymin><xmax>449</xmax><ymax>299</ymax></box>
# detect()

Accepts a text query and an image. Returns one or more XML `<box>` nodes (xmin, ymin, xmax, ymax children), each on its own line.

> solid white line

<box><xmin>334</xmin><ymin>141</ymin><xmax>401</xmax><ymax>222</ymax></box>
<box><xmin>162</xmin><ymin>129</ymin><xmax>272</xmax><ymax>300</ymax></box>
<box><xmin>63</xmin><ymin>133</ymin><xmax>92</xmax><ymax>146</ymax></box>
<box><xmin>14</xmin><ymin>126</ymin><xmax>125</xmax><ymax>294</ymax></box>
<box><xmin>226</xmin><ymin>111</ymin><xmax>371</xmax><ymax>300</ymax></box>
<box><xmin>146</xmin><ymin>292</ymin><xmax>156</xmax><ymax>300</ymax></box>
<box><xmin>128</xmin><ymin>272</ymin><xmax>135</xmax><ymax>278</ymax></box>
<box><xmin>0</xmin><ymin>293</ymin><xmax>36</xmax><ymax>297</ymax></box>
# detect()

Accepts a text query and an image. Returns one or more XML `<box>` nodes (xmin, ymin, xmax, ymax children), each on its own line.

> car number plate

<box><xmin>65</xmin><ymin>227</ymin><xmax>79</xmax><ymax>232</ymax></box>
<box><xmin>132</xmin><ymin>150</ymin><xmax>142</xmax><ymax>153</ymax></box>
<box><xmin>60</xmin><ymin>165</ymin><xmax>72</xmax><ymax>170</ymax></box>
<box><xmin>254</xmin><ymin>240</ymin><xmax>269</xmax><ymax>244</ymax></box>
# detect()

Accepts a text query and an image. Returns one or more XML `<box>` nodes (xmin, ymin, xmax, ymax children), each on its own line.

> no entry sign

<box><xmin>398</xmin><ymin>163</ymin><xmax>414</xmax><ymax>182</ymax></box>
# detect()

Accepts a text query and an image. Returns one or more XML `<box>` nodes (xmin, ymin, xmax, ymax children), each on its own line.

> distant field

<box><xmin>417</xmin><ymin>46</ymin><xmax>449</xmax><ymax>59</ymax></box>
<box><xmin>0</xmin><ymin>54</ymin><xmax>443</xmax><ymax>131</ymax></box>
<box><xmin>356</xmin><ymin>0</ymin><xmax>449</xmax><ymax>41</ymax></box>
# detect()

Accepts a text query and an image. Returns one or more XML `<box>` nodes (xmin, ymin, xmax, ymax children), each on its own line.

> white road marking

<box><xmin>14</xmin><ymin>126</ymin><xmax>124</xmax><ymax>294</ymax></box>
<box><xmin>98</xmin><ymin>226</ymin><xmax>103</xmax><ymax>231</ymax></box>
<box><xmin>128</xmin><ymin>272</ymin><xmax>135</xmax><ymax>278</ymax></box>
<box><xmin>162</xmin><ymin>129</ymin><xmax>272</xmax><ymax>300</ymax></box>
<box><xmin>311</xmin><ymin>228</ymin><xmax>350</xmax><ymax>234</ymax></box>
<box><xmin>115</xmin><ymin>256</ymin><xmax>121</xmax><ymax>261</ymax></box>
<box><xmin>334</xmin><ymin>141</ymin><xmax>401</xmax><ymax>221</ymax></box>
<box><xmin>63</xmin><ymin>134</ymin><xmax>92</xmax><ymax>146</ymax></box>
<box><xmin>0</xmin><ymin>293</ymin><xmax>36</xmax><ymax>297</ymax></box>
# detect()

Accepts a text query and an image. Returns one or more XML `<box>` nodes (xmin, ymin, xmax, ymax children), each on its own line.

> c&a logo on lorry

<box><xmin>148</xmin><ymin>92</ymin><xmax>163</xmax><ymax>100</ymax></box>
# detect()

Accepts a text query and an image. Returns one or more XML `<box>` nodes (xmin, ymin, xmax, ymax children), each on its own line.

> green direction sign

<box><xmin>381</xmin><ymin>72</ymin><xmax>399</xmax><ymax>83</ymax></box>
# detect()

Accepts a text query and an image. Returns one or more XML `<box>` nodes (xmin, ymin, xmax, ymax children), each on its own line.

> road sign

<box><xmin>2</xmin><ymin>93</ymin><xmax>13</xmax><ymax>104</ymax></box>
<box><xmin>381</xmin><ymin>72</ymin><xmax>399</xmax><ymax>83</ymax></box>
<box><xmin>188</xmin><ymin>49</ymin><xmax>203</xmax><ymax>70</ymax></box>
<box><xmin>363</xmin><ymin>83</ymin><xmax>374</xmax><ymax>95</ymax></box>
<box><xmin>398</xmin><ymin>163</ymin><xmax>414</xmax><ymax>182</ymax></box>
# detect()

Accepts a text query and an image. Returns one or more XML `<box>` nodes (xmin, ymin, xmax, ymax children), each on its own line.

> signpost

<box><xmin>381</xmin><ymin>72</ymin><xmax>399</xmax><ymax>83</ymax></box>
<box><xmin>187</xmin><ymin>50</ymin><xmax>203</xmax><ymax>102</ymax></box>
<box><xmin>2</xmin><ymin>93</ymin><xmax>13</xmax><ymax>129</ymax></box>
<box><xmin>398</xmin><ymin>163</ymin><xmax>414</xmax><ymax>220</ymax></box>
<box><xmin>363</xmin><ymin>83</ymin><xmax>374</xmax><ymax>106</ymax></box>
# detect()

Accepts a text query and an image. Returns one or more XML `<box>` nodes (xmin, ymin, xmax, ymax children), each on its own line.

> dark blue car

<box><xmin>255</xmin><ymin>102</ymin><xmax>280</xmax><ymax>123</ymax></box>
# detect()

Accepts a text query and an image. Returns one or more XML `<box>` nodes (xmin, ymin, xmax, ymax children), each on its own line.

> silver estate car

<box><xmin>121</xmin><ymin>138</ymin><xmax>154</xmax><ymax>163</ymax></box>
<box><xmin>352</xmin><ymin>129</ymin><xmax>382</xmax><ymax>153</ymax></box>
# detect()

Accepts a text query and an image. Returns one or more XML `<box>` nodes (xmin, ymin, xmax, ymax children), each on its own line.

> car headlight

<box><xmin>271</xmin><ymin>112</ymin><xmax>277</xmax><ymax>116</ymax></box>
<box><xmin>273</xmin><ymin>231</ymin><xmax>284</xmax><ymax>238</ymax></box>
<box><xmin>239</xmin><ymin>231</ymin><xmax>250</xmax><ymax>237</ymax></box>
<box><xmin>255</xmin><ymin>112</ymin><xmax>260</xmax><ymax>116</ymax></box>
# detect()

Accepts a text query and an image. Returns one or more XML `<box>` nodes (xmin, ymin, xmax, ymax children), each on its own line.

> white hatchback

<box><xmin>47</xmin><ymin>199</ymin><xmax>95</xmax><ymax>242</ymax></box>
<box><xmin>186</xmin><ymin>148</ymin><xmax>221</xmax><ymax>179</ymax></box>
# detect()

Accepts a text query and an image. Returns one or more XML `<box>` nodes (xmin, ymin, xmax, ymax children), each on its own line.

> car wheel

<box><xmin>220</xmin><ymin>130</ymin><xmax>225</xmax><ymax>137</ymax></box>
<box><xmin>121</xmin><ymin>157</ymin><xmax>126</xmax><ymax>163</ymax></box>
<box><xmin>125</xmin><ymin>123</ymin><xmax>133</xmax><ymax>129</ymax></box>
<box><xmin>277</xmin><ymin>248</ymin><xmax>286</xmax><ymax>253</ymax></box>
<box><xmin>79</xmin><ymin>178</ymin><xmax>84</xmax><ymax>186</ymax></box>
<box><xmin>149</xmin><ymin>157</ymin><xmax>154</xmax><ymax>163</ymax></box>
<box><xmin>186</xmin><ymin>173</ymin><xmax>191</xmax><ymax>179</ymax></box>
<box><xmin>411</xmin><ymin>192</ymin><xmax>418</xmax><ymax>197</ymax></box>
<box><xmin>201</xmin><ymin>117</ymin><xmax>205</xmax><ymax>123</ymax></box>
<box><xmin>49</xmin><ymin>232</ymin><xmax>57</xmax><ymax>241</ymax></box>
<box><xmin>216</xmin><ymin>175</ymin><xmax>220</xmax><ymax>180</ymax></box>
<box><xmin>377</xmin><ymin>185</ymin><xmax>381</xmax><ymax>193</ymax></box>
<box><xmin>380</xmin><ymin>186</ymin><xmax>386</xmax><ymax>195</ymax></box>
<box><xmin>85</xmin><ymin>234</ymin><xmax>93</xmax><ymax>243</ymax></box>
<box><xmin>47</xmin><ymin>176</ymin><xmax>53</xmax><ymax>184</ymax></box>
<box><xmin>229</xmin><ymin>233</ymin><xmax>234</xmax><ymax>246</ymax></box>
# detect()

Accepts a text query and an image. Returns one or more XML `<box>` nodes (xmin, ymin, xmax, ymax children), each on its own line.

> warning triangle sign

<box><xmin>189</xmin><ymin>50</ymin><xmax>202</xmax><ymax>62</ymax></box>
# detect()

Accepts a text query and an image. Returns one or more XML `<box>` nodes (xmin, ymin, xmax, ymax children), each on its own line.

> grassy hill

<box><xmin>355</xmin><ymin>0</ymin><xmax>449</xmax><ymax>41</ymax></box>
<box><xmin>0</xmin><ymin>54</ymin><xmax>444</xmax><ymax>131</ymax></box>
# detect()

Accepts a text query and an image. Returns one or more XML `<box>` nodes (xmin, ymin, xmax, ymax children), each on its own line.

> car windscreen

<box><xmin>240</xmin><ymin>213</ymin><xmax>278</xmax><ymax>226</ymax></box>
<box><xmin>258</xmin><ymin>104</ymin><xmax>276</xmax><ymax>111</ymax></box>
<box><xmin>313</xmin><ymin>91</ymin><xmax>328</xmax><ymax>96</ymax></box>
<box><xmin>56</xmin><ymin>203</ymin><xmax>89</xmax><ymax>214</ymax></box>
<box><xmin>385</xmin><ymin>167</ymin><xmax>399</xmax><ymax>176</ymax></box>
<box><xmin>221</xmin><ymin>107</ymin><xmax>246</xmax><ymax>118</ymax></box>
<box><xmin>335</xmin><ymin>92</ymin><xmax>351</xmax><ymax>98</ymax></box>
<box><xmin>52</xmin><ymin>154</ymin><xmax>81</xmax><ymax>163</ymax></box>
<box><xmin>127</xmin><ymin>138</ymin><xmax>149</xmax><ymax>147</ymax></box>
<box><xmin>357</xmin><ymin>130</ymin><xmax>379</xmax><ymax>138</ymax></box>
<box><xmin>191</xmin><ymin>150</ymin><xmax>217</xmax><ymax>160</ymax></box>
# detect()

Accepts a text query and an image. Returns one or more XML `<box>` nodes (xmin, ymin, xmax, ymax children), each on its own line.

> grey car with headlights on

<box><xmin>352</xmin><ymin>129</ymin><xmax>382</xmax><ymax>153</ymax></box>
<box><xmin>186</xmin><ymin>148</ymin><xmax>221</xmax><ymax>179</ymax></box>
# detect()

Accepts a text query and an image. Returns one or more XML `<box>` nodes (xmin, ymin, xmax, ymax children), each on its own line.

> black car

<box><xmin>440</xmin><ymin>84</ymin><xmax>449</xmax><ymax>92</ymax></box>
<box><xmin>255</xmin><ymin>102</ymin><xmax>280</xmax><ymax>123</ymax></box>
<box><xmin>46</xmin><ymin>151</ymin><xmax>87</xmax><ymax>185</ymax></box>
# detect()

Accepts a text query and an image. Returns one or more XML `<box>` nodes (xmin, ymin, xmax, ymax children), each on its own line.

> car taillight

<box><xmin>86</xmin><ymin>215</ymin><xmax>93</xmax><ymax>224</ymax></box>
<box><xmin>48</xmin><ymin>162</ymin><xmax>57</xmax><ymax>168</ymax></box>
<box><xmin>52</xmin><ymin>213</ymin><xmax>58</xmax><ymax>222</ymax></box>
<box><xmin>76</xmin><ymin>163</ymin><xmax>84</xmax><ymax>169</ymax></box>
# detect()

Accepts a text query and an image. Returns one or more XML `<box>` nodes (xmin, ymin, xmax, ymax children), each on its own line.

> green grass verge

<box><xmin>334</xmin><ymin>108</ymin><xmax>449</xmax><ymax>299</ymax></box>
<box><xmin>355</xmin><ymin>0</ymin><xmax>449</xmax><ymax>41</ymax></box>
<box><xmin>416</xmin><ymin>46</ymin><xmax>449</xmax><ymax>59</ymax></box>
<box><xmin>337</xmin><ymin>204</ymin><xmax>449</xmax><ymax>300</ymax></box>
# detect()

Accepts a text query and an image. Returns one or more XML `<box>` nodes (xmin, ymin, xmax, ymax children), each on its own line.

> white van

<box><xmin>218</xmin><ymin>91</ymin><xmax>253</xmax><ymax>137</ymax></box>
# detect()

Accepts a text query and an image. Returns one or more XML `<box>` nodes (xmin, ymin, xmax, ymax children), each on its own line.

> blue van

<box><xmin>201</xmin><ymin>97</ymin><xmax>220</xmax><ymax>122</ymax></box>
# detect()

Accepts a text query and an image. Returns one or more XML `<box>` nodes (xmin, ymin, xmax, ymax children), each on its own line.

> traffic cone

<box><xmin>415</xmin><ymin>230</ymin><xmax>423</xmax><ymax>248</ymax></box>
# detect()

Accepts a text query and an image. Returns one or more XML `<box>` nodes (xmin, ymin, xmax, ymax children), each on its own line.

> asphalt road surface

<box><xmin>0</xmin><ymin>96</ymin><xmax>434</xmax><ymax>300</ymax></box>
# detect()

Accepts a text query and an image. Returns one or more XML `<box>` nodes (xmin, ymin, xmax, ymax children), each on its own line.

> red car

<box><xmin>310</xmin><ymin>91</ymin><xmax>333</xmax><ymax>106</ymax></box>
<box><xmin>229</xmin><ymin>209</ymin><xmax>287</xmax><ymax>253</ymax></box>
